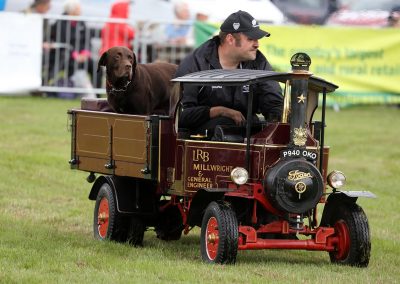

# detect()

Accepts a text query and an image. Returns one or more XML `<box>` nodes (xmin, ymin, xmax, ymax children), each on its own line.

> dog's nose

<box><xmin>125</xmin><ymin>64</ymin><xmax>132</xmax><ymax>71</ymax></box>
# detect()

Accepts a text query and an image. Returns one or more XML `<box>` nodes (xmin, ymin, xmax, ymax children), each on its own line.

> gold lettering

<box><xmin>192</xmin><ymin>163</ymin><xmax>233</xmax><ymax>173</ymax></box>
<box><xmin>187</xmin><ymin>176</ymin><xmax>211</xmax><ymax>183</ymax></box>
<box><xmin>288</xmin><ymin>170</ymin><xmax>312</xmax><ymax>181</ymax></box>
<box><xmin>187</xmin><ymin>182</ymin><xmax>213</xmax><ymax>188</ymax></box>
<box><xmin>192</xmin><ymin>149</ymin><xmax>210</xmax><ymax>162</ymax></box>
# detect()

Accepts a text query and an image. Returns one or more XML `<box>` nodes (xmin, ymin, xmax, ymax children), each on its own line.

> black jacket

<box><xmin>176</xmin><ymin>36</ymin><xmax>283</xmax><ymax>130</ymax></box>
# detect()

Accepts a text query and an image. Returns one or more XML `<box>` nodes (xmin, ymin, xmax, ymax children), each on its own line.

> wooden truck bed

<box><xmin>69</xmin><ymin>109</ymin><xmax>150</xmax><ymax>178</ymax></box>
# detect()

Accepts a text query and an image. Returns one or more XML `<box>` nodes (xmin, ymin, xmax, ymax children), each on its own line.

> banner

<box><xmin>194</xmin><ymin>22</ymin><xmax>400</xmax><ymax>105</ymax></box>
<box><xmin>0</xmin><ymin>12</ymin><xmax>42</xmax><ymax>94</ymax></box>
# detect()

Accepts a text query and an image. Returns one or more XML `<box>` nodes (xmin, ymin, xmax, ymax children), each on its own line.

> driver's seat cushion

<box><xmin>212</xmin><ymin>125</ymin><xmax>245</xmax><ymax>143</ymax></box>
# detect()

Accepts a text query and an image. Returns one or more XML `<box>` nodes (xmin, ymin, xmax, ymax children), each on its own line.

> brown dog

<box><xmin>98</xmin><ymin>46</ymin><xmax>178</xmax><ymax>115</ymax></box>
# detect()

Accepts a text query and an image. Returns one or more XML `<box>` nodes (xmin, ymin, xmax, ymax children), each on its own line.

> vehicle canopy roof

<box><xmin>172</xmin><ymin>69</ymin><xmax>338</xmax><ymax>93</ymax></box>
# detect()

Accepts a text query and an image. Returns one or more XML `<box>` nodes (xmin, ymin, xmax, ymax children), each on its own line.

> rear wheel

<box><xmin>155</xmin><ymin>202</ymin><xmax>183</xmax><ymax>241</ymax></box>
<box><xmin>127</xmin><ymin>216</ymin><xmax>145</xmax><ymax>246</ymax></box>
<box><xmin>200</xmin><ymin>202</ymin><xmax>238</xmax><ymax>264</ymax></box>
<box><xmin>93</xmin><ymin>183</ymin><xmax>129</xmax><ymax>242</ymax></box>
<box><xmin>328</xmin><ymin>203</ymin><xmax>371</xmax><ymax>267</ymax></box>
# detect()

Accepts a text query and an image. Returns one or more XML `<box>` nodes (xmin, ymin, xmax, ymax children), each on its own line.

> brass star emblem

<box><xmin>297</xmin><ymin>94</ymin><xmax>306</xmax><ymax>103</ymax></box>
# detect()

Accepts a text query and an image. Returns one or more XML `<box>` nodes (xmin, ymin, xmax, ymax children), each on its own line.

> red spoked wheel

<box><xmin>93</xmin><ymin>182</ymin><xmax>130</xmax><ymax>242</ymax></box>
<box><xmin>329</xmin><ymin>203</ymin><xmax>371</xmax><ymax>267</ymax></box>
<box><xmin>94</xmin><ymin>183</ymin><xmax>117</xmax><ymax>241</ymax></box>
<box><xmin>205</xmin><ymin>217</ymin><xmax>219</xmax><ymax>261</ymax></box>
<box><xmin>97</xmin><ymin>197</ymin><xmax>110</xmax><ymax>239</ymax></box>
<box><xmin>200</xmin><ymin>202</ymin><xmax>238</xmax><ymax>264</ymax></box>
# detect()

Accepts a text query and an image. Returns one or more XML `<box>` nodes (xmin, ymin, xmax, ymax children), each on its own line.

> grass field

<box><xmin>0</xmin><ymin>96</ymin><xmax>399</xmax><ymax>283</ymax></box>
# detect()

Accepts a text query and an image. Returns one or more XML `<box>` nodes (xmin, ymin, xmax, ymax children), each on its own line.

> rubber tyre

<box><xmin>127</xmin><ymin>216</ymin><xmax>145</xmax><ymax>247</ymax></box>
<box><xmin>155</xmin><ymin>203</ymin><xmax>183</xmax><ymax>241</ymax></box>
<box><xmin>328</xmin><ymin>202</ymin><xmax>371</xmax><ymax>267</ymax></box>
<box><xmin>93</xmin><ymin>183</ymin><xmax>129</xmax><ymax>242</ymax></box>
<box><xmin>200</xmin><ymin>201</ymin><xmax>238</xmax><ymax>264</ymax></box>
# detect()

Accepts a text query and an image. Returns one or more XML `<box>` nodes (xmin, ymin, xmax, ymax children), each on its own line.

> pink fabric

<box><xmin>72</xmin><ymin>51</ymin><xmax>79</xmax><ymax>59</ymax></box>
<box><xmin>80</xmin><ymin>50</ymin><xmax>91</xmax><ymax>57</ymax></box>
<box><xmin>72</xmin><ymin>50</ymin><xmax>91</xmax><ymax>60</ymax></box>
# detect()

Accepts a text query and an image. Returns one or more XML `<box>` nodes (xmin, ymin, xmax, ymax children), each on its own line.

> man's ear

<box><xmin>227</xmin><ymin>33</ymin><xmax>237</xmax><ymax>46</ymax></box>
<box><xmin>97</xmin><ymin>52</ymin><xmax>108</xmax><ymax>73</ymax></box>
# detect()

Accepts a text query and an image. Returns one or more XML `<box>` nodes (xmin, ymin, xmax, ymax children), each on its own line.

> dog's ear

<box><xmin>97</xmin><ymin>52</ymin><xmax>108</xmax><ymax>73</ymax></box>
<box><xmin>132</xmin><ymin>51</ymin><xmax>137</xmax><ymax>71</ymax></box>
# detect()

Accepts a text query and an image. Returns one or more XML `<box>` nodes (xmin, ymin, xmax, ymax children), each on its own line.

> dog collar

<box><xmin>106</xmin><ymin>79</ymin><xmax>132</xmax><ymax>94</ymax></box>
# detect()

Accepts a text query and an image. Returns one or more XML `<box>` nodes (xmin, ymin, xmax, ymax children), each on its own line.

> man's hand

<box><xmin>210</xmin><ymin>106</ymin><xmax>246</xmax><ymax>126</ymax></box>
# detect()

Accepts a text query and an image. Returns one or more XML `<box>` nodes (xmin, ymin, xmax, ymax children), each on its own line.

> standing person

<box><xmin>99</xmin><ymin>0</ymin><xmax>135</xmax><ymax>56</ymax></box>
<box><xmin>22</xmin><ymin>0</ymin><xmax>52</xmax><ymax>96</ymax></box>
<box><xmin>176</xmin><ymin>10</ymin><xmax>283</xmax><ymax>139</ymax></box>
<box><xmin>388</xmin><ymin>6</ymin><xmax>400</xmax><ymax>27</ymax></box>
<box><xmin>48</xmin><ymin>0</ymin><xmax>100</xmax><ymax>96</ymax></box>
<box><xmin>195</xmin><ymin>7</ymin><xmax>209</xmax><ymax>22</ymax></box>
<box><xmin>22</xmin><ymin>0</ymin><xmax>51</xmax><ymax>14</ymax></box>
<box><xmin>22</xmin><ymin>0</ymin><xmax>52</xmax><ymax>45</ymax></box>
<box><xmin>165</xmin><ymin>1</ymin><xmax>193</xmax><ymax>45</ymax></box>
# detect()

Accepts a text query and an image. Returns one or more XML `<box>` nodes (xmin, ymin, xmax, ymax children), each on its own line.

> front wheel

<box><xmin>200</xmin><ymin>201</ymin><xmax>238</xmax><ymax>264</ymax></box>
<box><xmin>328</xmin><ymin>203</ymin><xmax>371</xmax><ymax>267</ymax></box>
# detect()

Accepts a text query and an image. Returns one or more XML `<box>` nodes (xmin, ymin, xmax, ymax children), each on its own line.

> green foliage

<box><xmin>0</xmin><ymin>97</ymin><xmax>399</xmax><ymax>283</ymax></box>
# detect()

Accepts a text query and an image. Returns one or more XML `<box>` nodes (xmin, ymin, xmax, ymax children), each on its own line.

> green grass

<box><xmin>0</xmin><ymin>96</ymin><xmax>399</xmax><ymax>283</ymax></box>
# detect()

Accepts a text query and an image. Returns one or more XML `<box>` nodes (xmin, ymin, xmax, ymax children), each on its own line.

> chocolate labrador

<box><xmin>98</xmin><ymin>46</ymin><xmax>178</xmax><ymax>115</ymax></box>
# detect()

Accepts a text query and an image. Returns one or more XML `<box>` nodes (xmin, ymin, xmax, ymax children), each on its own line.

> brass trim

<box><xmin>170</xmin><ymin>179</ymin><xmax>184</xmax><ymax>195</ymax></box>
<box><xmin>297</xmin><ymin>94</ymin><xmax>306</xmax><ymax>103</ymax></box>
<box><xmin>177</xmin><ymin>138</ymin><xmax>289</xmax><ymax>148</ymax></box>
<box><xmin>282</xmin><ymin>80</ymin><xmax>291</xmax><ymax>123</ymax></box>
<box><xmin>190</xmin><ymin>134</ymin><xmax>208</xmax><ymax>139</ymax></box>
<box><xmin>293</xmin><ymin>127</ymin><xmax>307</xmax><ymax>146</ymax></box>
<box><xmin>158</xmin><ymin>121</ymin><xmax>161</xmax><ymax>182</ymax></box>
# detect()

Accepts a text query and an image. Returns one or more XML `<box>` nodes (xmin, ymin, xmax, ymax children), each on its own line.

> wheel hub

<box><xmin>334</xmin><ymin>220</ymin><xmax>350</xmax><ymax>260</ymax></box>
<box><xmin>207</xmin><ymin>233</ymin><xmax>219</xmax><ymax>244</ymax></box>
<box><xmin>206</xmin><ymin>217</ymin><xmax>219</xmax><ymax>260</ymax></box>
<box><xmin>97</xmin><ymin>197</ymin><xmax>110</xmax><ymax>238</ymax></box>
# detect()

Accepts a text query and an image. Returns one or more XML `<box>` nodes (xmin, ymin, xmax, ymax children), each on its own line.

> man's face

<box><xmin>232</xmin><ymin>33</ymin><xmax>259</xmax><ymax>61</ymax></box>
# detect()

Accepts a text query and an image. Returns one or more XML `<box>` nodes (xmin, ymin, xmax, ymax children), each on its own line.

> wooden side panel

<box><xmin>76</xmin><ymin>115</ymin><xmax>110</xmax><ymax>158</ymax></box>
<box><xmin>73</xmin><ymin>110</ymin><xmax>148</xmax><ymax>178</ymax></box>
<box><xmin>113</xmin><ymin>118</ymin><xmax>147</xmax><ymax>177</ymax></box>
<box><xmin>113</xmin><ymin>118</ymin><xmax>147</xmax><ymax>163</ymax></box>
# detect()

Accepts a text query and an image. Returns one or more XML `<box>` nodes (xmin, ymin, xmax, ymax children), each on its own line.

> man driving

<box><xmin>176</xmin><ymin>10</ymin><xmax>283</xmax><ymax>139</ymax></box>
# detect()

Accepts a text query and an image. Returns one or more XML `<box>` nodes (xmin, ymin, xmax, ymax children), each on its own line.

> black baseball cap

<box><xmin>220</xmin><ymin>10</ymin><xmax>270</xmax><ymax>39</ymax></box>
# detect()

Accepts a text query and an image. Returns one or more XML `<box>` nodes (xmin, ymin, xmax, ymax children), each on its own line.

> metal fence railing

<box><xmin>40</xmin><ymin>15</ymin><xmax>194</xmax><ymax>98</ymax></box>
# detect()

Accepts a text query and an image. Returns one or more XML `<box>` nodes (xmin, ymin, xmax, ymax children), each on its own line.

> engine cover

<box><xmin>265</xmin><ymin>159</ymin><xmax>323</xmax><ymax>214</ymax></box>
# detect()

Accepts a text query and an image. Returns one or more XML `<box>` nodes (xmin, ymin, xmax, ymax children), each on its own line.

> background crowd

<box><xmin>1</xmin><ymin>0</ymin><xmax>399</xmax><ymax>98</ymax></box>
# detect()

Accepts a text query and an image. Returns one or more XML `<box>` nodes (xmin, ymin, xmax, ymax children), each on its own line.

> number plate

<box><xmin>281</xmin><ymin>149</ymin><xmax>317</xmax><ymax>161</ymax></box>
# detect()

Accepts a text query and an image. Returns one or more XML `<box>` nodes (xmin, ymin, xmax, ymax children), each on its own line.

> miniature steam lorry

<box><xmin>68</xmin><ymin>53</ymin><xmax>375</xmax><ymax>266</ymax></box>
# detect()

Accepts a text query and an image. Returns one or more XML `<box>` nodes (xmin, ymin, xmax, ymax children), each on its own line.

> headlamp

<box><xmin>327</xmin><ymin>170</ymin><xmax>346</xmax><ymax>189</ymax></box>
<box><xmin>230</xmin><ymin>167</ymin><xmax>249</xmax><ymax>185</ymax></box>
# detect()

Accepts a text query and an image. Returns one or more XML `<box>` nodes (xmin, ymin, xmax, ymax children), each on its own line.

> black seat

<box><xmin>212</xmin><ymin>125</ymin><xmax>245</xmax><ymax>143</ymax></box>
